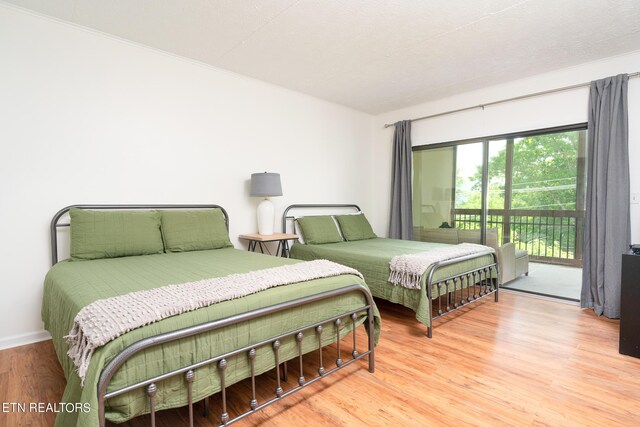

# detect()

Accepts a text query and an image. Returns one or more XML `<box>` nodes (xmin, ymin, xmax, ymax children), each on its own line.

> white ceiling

<box><xmin>5</xmin><ymin>0</ymin><xmax>640</xmax><ymax>114</ymax></box>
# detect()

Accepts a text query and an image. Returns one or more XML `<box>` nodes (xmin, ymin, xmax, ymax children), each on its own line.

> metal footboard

<box><xmin>425</xmin><ymin>251</ymin><xmax>499</xmax><ymax>338</ymax></box>
<box><xmin>97</xmin><ymin>284</ymin><xmax>376</xmax><ymax>427</ymax></box>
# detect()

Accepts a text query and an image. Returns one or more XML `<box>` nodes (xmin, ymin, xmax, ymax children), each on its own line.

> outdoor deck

<box><xmin>502</xmin><ymin>262</ymin><xmax>581</xmax><ymax>301</ymax></box>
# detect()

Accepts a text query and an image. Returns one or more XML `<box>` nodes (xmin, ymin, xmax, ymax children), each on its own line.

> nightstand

<box><xmin>238</xmin><ymin>233</ymin><xmax>299</xmax><ymax>258</ymax></box>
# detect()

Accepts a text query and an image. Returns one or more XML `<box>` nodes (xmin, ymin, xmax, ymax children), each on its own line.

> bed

<box><xmin>44</xmin><ymin>204</ymin><xmax>380</xmax><ymax>427</ymax></box>
<box><xmin>283</xmin><ymin>204</ymin><xmax>498</xmax><ymax>338</ymax></box>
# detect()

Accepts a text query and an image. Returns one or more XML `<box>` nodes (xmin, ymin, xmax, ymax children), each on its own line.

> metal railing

<box><xmin>453</xmin><ymin>208</ymin><xmax>584</xmax><ymax>267</ymax></box>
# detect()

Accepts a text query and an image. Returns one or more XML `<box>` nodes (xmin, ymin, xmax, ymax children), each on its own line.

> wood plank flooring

<box><xmin>1</xmin><ymin>291</ymin><xmax>639</xmax><ymax>427</ymax></box>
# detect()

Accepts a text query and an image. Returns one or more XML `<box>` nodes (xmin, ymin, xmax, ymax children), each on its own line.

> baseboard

<box><xmin>0</xmin><ymin>330</ymin><xmax>51</xmax><ymax>351</ymax></box>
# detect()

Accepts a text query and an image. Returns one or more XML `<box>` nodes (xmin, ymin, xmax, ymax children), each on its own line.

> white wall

<box><xmin>371</xmin><ymin>50</ymin><xmax>640</xmax><ymax>240</ymax></box>
<box><xmin>0</xmin><ymin>5</ymin><xmax>374</xmax><ymax>349</ymax></box>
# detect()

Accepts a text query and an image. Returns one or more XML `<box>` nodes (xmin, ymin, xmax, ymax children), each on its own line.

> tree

<box><xmin>457</xmin><ymin>132</ymin><xmax>581</xmax><ymax>210</ymax></box>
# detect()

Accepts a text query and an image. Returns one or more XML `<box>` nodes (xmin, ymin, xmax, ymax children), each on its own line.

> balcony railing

<box><xmin>453</xmin><ymin>208</ymin><xmax>584</xmax><ymax>267</ymax></box>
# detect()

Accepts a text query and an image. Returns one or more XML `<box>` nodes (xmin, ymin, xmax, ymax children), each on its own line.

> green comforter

<box><xmin>42</xmin><ymin>248</ymin><xmax>380</xmax><ymax>426</ymax></box>
<box><xmin>290</xmin><ymin>238</ymin><xmax>495</xmax><ymax>327</ymax></box>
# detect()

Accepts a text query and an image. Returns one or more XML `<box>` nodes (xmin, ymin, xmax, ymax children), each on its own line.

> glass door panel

<box><xmin>453</xmin><ymin>143</ymin><xmax>484</xmax><ymax>233</ymax></box>
<box><xmin>412</xmin><ymin>146</ymin><xmax>456</xmax><ymax>236</ymax></box>
<box><xmin>487</xmin><ymin>139</ymin><xmax>508</xmax><ymax>244</ymax></box>
<box><xmin>508</xmin><ymin>130</ymin><xmax>586</xmax><ymax>266</ymax></box>
<box><xmin>413</xmin><ymin>142</ymin><xmax>484</xmax><ymax>241</ymax></box>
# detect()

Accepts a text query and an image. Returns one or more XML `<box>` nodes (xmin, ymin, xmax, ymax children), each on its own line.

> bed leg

<box><xmin>98</xmin><ymin>396</ymin><xmax>106</xmax><ymax>427</ymax></box>
<box><xmin>368</xmin><ymin>306</ymin><xmax>375</xmax><ymax>373</ymax></box>
<box><xmin>203</xmin><ymin>396</ymin><xmax>210</xmax><ymax>418</ymax></box>
<box><xmin>147</xmin><ymin>383</ymin><xmax>157</xmax><ymax>427</ymax></box>
<box><xmin>185</xmin><ymin>370</ymin><xmax>194</xmax><ymax>427</ymax></box>
<box><xmin>281</xmin><ymin>361</ymin><xmax>288</xmax><ymax>382</ymax></box>
<box><xmin>427</xmin><ymin>279</ymin><xmax>434</xmax><ymax>339</ymax></box>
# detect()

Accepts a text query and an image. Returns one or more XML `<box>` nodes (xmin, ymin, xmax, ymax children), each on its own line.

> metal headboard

<box><xmin>50</xmin><ymin>204</ymin><xmax>229</xmax><ymax>266</ymax></box>
<box><xmin>281</xmin><ymin>204</ymin><xmax>361</xmax><ymax>234</ymax></box>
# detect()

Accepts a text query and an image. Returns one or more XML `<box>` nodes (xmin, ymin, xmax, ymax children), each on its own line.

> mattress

<box><xmin>42</xmin><ymin>248</ymin><xmax>380</xmax><ymax>426</ymax></box>
<box><xmin>289</xmin><ymin>238</ymin><xmax>495</xmax><ymax>327</ymax></box>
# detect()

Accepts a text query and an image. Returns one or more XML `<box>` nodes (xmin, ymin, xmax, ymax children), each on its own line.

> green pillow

<box><xmin>160</xmin><ymin>209</ymin><xmax>232</xmax><ymax>252</ymax></box>
<box><xmin>296</xmin><ymin>216</ymin><xmax>343</xmax><ymax>245</ymax></box>
<box><xmin>70</xmin><ymin>208</ymin><xmax>164</xmax><ymax>260</ymax></box>
<box><xmin>335</xmin><ymin>214</ymin><xmax>377</xmax><ymax>241</ymax></box>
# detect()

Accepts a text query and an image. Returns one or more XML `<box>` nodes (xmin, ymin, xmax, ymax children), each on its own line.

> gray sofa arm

<box><xmin>498</xmin><ymin>242</ymin><xmax>516</xmax><ymax>285</ymax></box>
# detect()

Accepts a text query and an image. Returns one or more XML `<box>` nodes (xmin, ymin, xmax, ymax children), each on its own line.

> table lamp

<box><xmin>250</xmin><ymin>172</ymin><xmax>282</xmax><ymax>235</ymax></box>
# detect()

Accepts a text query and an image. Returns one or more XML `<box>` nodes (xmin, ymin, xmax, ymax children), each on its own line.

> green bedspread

<box><xmin>42</xmin><ymin>248</ymin><xmax>380</xmax><ymax>427</ymax></box>
<box><xmin>290</xmin><ymin>238</ymin><xmax>495</xmax><ymax>328</ymax></box>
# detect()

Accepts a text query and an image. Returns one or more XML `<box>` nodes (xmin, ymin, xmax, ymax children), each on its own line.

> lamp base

<box><xmin>257</xmin><ymin>198</ymin><xmax>275</xmax><ymax>235</ymax></box>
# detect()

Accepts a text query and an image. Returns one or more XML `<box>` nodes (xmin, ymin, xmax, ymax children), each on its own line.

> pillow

<box><xmin>296</xmin><ymin>215</ymin><xmax>343</xmax><ymax>245</ymax></box>
<box><xmin>70</xmin><ymin>208</ymin><xmax>164</xmax><ymax>260</ymax></box>
<box><xmin>293</xmin><ymin>216</ymin><xmax>342</xmax><ymax>244</ymax></box>
<box><xmin>335</xmin><ymin>213</ymin><xmax>377</xmax><ymax>241</ymax></box>
<box><xmin>160</xmin><ymin>209</ymin><xmax>232</xmax><ymax>252</ymax></box>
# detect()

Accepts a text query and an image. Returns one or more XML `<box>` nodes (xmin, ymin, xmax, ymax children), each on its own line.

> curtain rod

<box><xmin>384</xmin><ymin>71</ymin><xmax>640</xmax><ymax>128</ymax></box>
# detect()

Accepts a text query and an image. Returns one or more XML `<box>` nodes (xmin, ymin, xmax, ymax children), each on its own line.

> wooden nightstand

<box><xmin>238</xmin><ymin>233</ymin><xmax>299</xmax><ymax>258</ymax></box>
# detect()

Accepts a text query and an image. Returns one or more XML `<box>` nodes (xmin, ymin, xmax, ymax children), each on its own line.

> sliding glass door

<box><xmin>412</xmin><ymin>125</ymin><xmax>587</xmax><ymax>301</ymax></box>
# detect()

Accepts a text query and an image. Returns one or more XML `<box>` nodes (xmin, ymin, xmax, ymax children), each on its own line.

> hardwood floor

<box><xmin>1</xmin><ymin>291</ymin><xmax>639</xmax><ymax>427</ymax></box>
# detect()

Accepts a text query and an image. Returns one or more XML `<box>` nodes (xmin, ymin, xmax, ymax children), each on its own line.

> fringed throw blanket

<box><xmin>388</xmin><ymin>243</ymin><xmax>494</xmax><ymax>290</ymax></box>
<box><xmin>66</xmin><ymin>259</ymin><xmax>362</xmax><ymax>384</ymax></box>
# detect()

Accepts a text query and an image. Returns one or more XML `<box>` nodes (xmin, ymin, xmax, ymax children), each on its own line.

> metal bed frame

<box><xmin>50</xmin><ymin>205</ymin><xmax>376</xmax><ymax>427</ymax></box>
<box><xmin>282</xmin><ymin>203</ymin><xmax>499</xmax><ymax>338</ymax></box>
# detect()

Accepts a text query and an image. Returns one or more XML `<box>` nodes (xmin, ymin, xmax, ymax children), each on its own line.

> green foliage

<box><xmin>457</xmin><ymin>132</ymin><xmax>582</xmax><ymax>210</ymax></box>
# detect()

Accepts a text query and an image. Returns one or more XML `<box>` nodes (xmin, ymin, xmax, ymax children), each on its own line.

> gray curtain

<box><xmin>389</xmin><ymin>120</ymin><xmax>413</xmax><ymax>239</ymax></box>
<box><xmin>581</xmin><ymin>74</ymin><xmax>630</xmax><ymax>318</ymax></box>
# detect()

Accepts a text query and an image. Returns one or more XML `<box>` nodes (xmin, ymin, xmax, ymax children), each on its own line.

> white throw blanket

<box><xmin>388</xmin><ymin>243</ymin><xmax>494</xmax><ymax>290</ymax></box>
<box><xmin>66</xmin><ymin>259</ymin><xmax>362</xmax><ymax>384</ymax></box>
